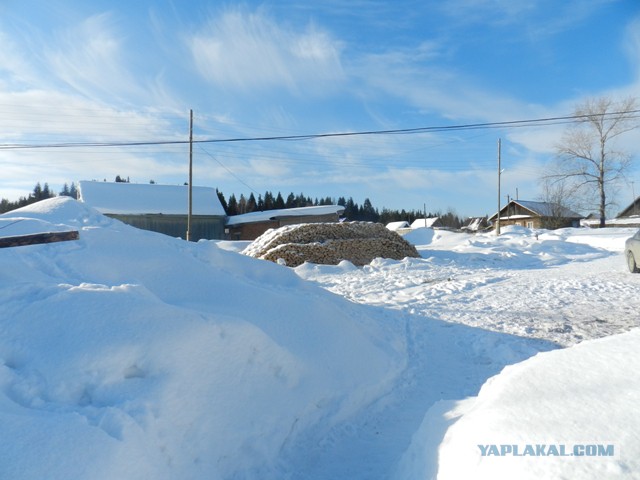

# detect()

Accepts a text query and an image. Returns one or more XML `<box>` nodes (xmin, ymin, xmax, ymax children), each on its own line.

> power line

<box><xmin>2</xmin><ymin>109</ymin><xmax>639</xmax><ymax>151</ymax></box>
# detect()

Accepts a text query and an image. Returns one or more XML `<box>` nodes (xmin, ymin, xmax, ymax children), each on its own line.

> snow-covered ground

<box><xmin>1</xmin><ymin>199</ymin><xmax>638</xmax><ymax>479</ymax></box>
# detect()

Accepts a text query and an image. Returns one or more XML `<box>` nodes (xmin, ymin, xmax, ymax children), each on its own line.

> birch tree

<box><xmin>551</xmin><ymin>96</ymin><xmax>639</xmax><ymax>227</ymax></box>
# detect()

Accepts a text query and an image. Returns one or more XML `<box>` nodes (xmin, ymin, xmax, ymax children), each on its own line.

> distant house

<box><xmin>410</xmin><ymin>217</ymin><xmax>442</xmax><ymax>229</ymax></box>
<box><xmin>618</xmin><ymin>197</ymin><xmax>640</xmax><ymax>218</ymax></box>
<box><xmin>462</xmin><ymin>217</ymin><xmax>489</xmax><ymax>232</ymax></box>
<box><xmin>580</xmin><ymin>198</ymin><xmax>640</xmax><ymax>228</ymax></box>
<box><xmin>78</xmin><ymin>181</ymin><xmax>226</xmax><ymax>241</ymax></box>
<box><xmin>386</xmin><ymin>221</ymin><xmax>410</xmax><ymax>231</ymax></box>
<box><xmin>489</xmin><ymin>200</ymin><xmax>582</xmax><ymax>230</ymax></box>
<box><xmin>226</xmin><ymin>205</ymin><xmax>345</xmax><ymax>240</ymax></box>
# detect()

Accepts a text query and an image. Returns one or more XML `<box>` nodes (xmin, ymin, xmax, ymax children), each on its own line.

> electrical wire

<box><xmin>1</xmin><ymin>109</ymin><xmax>638</xmax><ymax>151</ymax></box>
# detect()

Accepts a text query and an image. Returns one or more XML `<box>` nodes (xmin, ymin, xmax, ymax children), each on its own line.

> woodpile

<box><xmin>243</xmin><ymin>221</ymin><xmax>420</xmax><ymax>267</ymax></box>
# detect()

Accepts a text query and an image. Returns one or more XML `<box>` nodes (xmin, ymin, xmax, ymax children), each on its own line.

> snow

<box><xmin>386</xmin><ymin>221</ymin><xmax>410</xmax><ymax>231</ymax></box>
<box><xmin>410</xmin><ymin>217</ymin><xmax>439</xmax><ymax>228</ymax></box>
<box><xmin>1</xmin><ymin>198</ymin><xmax>639</xmax><ymax>479</ymax></box>
<box><xmin>0</xmin><ymin>197</ymin><xmax>403</xmax><ymax>479</ymax></box>
<box><xmin>400</xmin><ymin>329</ymin><xmax>640</xmax><ymax>479</ymax></box>
<box><xmin>78</xmin><ymin>180</ymin><xmax>226</xmax><ymax>216</ymax></box>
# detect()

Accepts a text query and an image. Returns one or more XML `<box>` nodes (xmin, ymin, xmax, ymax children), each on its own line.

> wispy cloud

<box><xmin>43</xmin><ymin>13</ymin><xmax>145</xmax><ymax>102</ymax></box>
<box><xmin>188</xmin><ymin>7</ymin><xmax>345</xmax><ymax>94</ymax></box>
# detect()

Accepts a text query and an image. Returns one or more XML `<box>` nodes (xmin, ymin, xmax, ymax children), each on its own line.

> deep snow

<box><xmin>1</xmin><ymin>199</ymin><xmax>639</xmax><ymax>479</ymax></box>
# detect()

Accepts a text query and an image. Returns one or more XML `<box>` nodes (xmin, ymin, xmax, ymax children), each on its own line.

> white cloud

<box><xmin>44</xmin><ymin>13</ymin><xmax>144</xmax><ymax>102</ymax></box>
<box><xmin>188</xmin><ymin>8</ymin><xmax>345</xmax><ymax>94</ymax></box>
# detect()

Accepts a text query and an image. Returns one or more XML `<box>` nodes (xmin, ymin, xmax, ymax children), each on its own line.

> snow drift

<box><xmin>0</xmin><ymin>197</ymin><xmax>405</xmax><ymax>479</ymax></box>
<box><xmin>396</xmin><ymin>329</ymin><xmax>640</xmax><ymax>479</ymax></box>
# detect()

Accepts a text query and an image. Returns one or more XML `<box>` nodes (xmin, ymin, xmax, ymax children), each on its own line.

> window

<box><xmin>527</xmin><ymin>221</ymin><xmax>534</xmax><ymax>229</ymax></box>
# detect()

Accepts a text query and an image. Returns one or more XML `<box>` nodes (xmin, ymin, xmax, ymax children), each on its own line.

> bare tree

<box><xmin>538</xmin><ymin>177</ymin><xmax>580</xmax><ymax>229</ymax></box>
<box><xmin>550</xmin><ymin>96</ymin><xmax>639</xmax><ymax>227</ymax></box>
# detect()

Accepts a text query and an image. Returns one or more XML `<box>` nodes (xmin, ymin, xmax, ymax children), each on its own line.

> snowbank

<box><xmin>0</xmin><ymin>198</ymin><xmax>405</xmax><ymax>479</ymax></box>
<box><xmin>397</xmin><ymin>329</ymin><xmax>640</xmax><ymax>479</ymax></box>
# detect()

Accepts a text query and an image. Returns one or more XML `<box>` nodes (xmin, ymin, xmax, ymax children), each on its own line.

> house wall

<box><xmin>496</xmin><ymin>217</ymin><xmax>579</xmax><ymax>230</ymax></box>
<box><xmin>226</xmin><ymin>213</ymin><xmax>341</xmax><ymax>241</ymax></box>
<box><xmin>227</xmin><ymin>220</ymin><xmax>280</xmax><ymax>241</ymax></box>
<box><xmin>108</xmin><ymin>214</ymin><xmax>226</xmax><ymax>241</ymax></box>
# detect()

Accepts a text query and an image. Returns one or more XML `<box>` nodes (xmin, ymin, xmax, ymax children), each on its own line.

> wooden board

<box><xmin>0</xmin><ymin>230</ymin><xmax>80</xmax><ymax>248</ymax></box>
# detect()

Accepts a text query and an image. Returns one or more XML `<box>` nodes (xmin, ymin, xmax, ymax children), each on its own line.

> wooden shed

<box><xmin>226</xmin><ymin>205</ymin><xmax>345</xmax><ymax>240</ymax></box>
<box><xmin>78</xmin><ymin>181</ymin><xmax>227</xmax><ymax>241</ymax></box>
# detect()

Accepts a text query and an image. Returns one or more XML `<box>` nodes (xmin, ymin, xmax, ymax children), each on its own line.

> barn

<box><xmin>78</xmin><ymin>181</ymin><xmax>226</xmax><ymax>241</ymax></box>
<box><xmin>226</xmin><ymin>205</ymin><xmax>345</xmax><ymax>240</ymax></box>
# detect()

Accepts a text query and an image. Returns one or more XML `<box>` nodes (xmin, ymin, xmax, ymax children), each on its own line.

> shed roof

<box><xmin>78</xmin><ymin>181</ymin><xmax>226</xmax><ymax>216</ymax></box>
<box><xmin>226</xmin><ymin>205</ymin><xmax>344</xmax><ymax>226</ymax></box>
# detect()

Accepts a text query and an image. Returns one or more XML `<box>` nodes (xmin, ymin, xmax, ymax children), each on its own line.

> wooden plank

<box><xmin>0</xmin><ymin>230</ymin><xmax>80</xmax><ymax>249</ymax></box>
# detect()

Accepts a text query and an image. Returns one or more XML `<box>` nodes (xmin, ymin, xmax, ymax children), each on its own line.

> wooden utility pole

<box><xmin>496</xmin><ymin>138</ymin><xmax>502</xmax><ymax>236</ymax></box>
<box><xmin>187</xmin><ymin>109</ymin><xmax>193</xmax><ymax>241</ymax></box>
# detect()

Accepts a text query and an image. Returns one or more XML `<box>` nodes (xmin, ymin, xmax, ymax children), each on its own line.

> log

<box><xmin>243</xmin><ymin>222</ymin><xmax>420</xmax><ymax>267</ymax></box>
<box><xmin>0</xmin><ymin>230</ymin><xmax>80</xmax><ymax>249</ymax></box>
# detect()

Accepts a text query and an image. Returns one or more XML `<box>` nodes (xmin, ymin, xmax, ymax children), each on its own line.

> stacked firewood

<box><xmin>243</xmin><ymin>221</ymin><xmax>420</xmax><ymax>267</ymax></box>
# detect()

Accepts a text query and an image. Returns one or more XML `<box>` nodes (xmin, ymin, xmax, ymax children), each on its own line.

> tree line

<box><xmin>217</xmin><ymin>190</ymin><xmax>464</xmax><ymax>228</ymax></box>
<box><xmin>0</xmin><ymin>181</ymin><xmax>464</xmax><ymax>229</ymax></box>
<box><xmin>0</xmin><ymin>182</ymin><xmax>78</xmax><ymax>214</ymax></box>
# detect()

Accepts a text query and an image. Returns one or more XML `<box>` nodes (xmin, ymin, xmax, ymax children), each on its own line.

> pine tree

<box><xmin>216</xmin><ymin>189</ymin><xmax>228</xmax><ymax>214</ymax></box>
<box><xmin>264</xmin><ymin>191</ymin><xmax>275</xmax><ymax>210</ymax></box>
<box><xmin>227</xmin><ymin>194</ymin><xmax>238</xmax><ymax>216</ymax></box>
<box><xmin>247</xmin><ymin>193</ymin><xmax>257</xmax><ymax>213</ymax></box>
<box><xmin>285</xmin><ymin>192</ymin><xmax>295</xmax><ymax>208</ymax></box>
<box><xmin>69</xmin><ymin>182</ymin><xmax>78</xmax><ymax>199</ymax></box>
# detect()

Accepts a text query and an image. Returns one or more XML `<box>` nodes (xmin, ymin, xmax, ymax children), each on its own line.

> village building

<box><xmin>461</xmin><ymin>217</ymin><xmax>489</xmax><ymax>232</ymax></box>
<box><xmin>581</xmin><ymin>197</ymin><xmax>640</xmax><ymax>228</ymax></box>
<box><xmin>386</xmin><ymin>221</ymin><xmax>410</xmax><ymax>231</ymax></box>
<box><xmin>78</xmin><ymin>181</ymin><xmax>227</xmax><ymax>241</ymax></box>
<box><xmin>410</xmin><ymin>217</ymin><xmax>442</xmax><ymax>229</ymax></box>
<box><xmin>489</xmin><ymin>200</ymin><xmax>582</xmax><ymax>230</ymax></box>
<box><xmin>225</xmin><ymin>205</ymin><xmax>345</xmax><ymax>240</ymax></box>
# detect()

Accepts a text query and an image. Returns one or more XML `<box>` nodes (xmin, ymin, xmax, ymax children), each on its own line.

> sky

<box><xmin>1</xmin><ymin>0</ymin><xmax>639</xmax><ymax>217</ymax></box>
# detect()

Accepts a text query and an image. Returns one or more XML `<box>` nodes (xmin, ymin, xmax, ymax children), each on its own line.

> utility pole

<box><xmin>424</xmin><ymin>203</ymin><xmax>427</xmax><ymax>227</ymax></box>
<box><xmin>496</xmin><ymin>138</ymin><xmax>502</xmax><ymax>236</ymax></box>
<box><xmin>186</xmin><ymin>109</ymin><xmax>193</xmax><ymax>241</ymax></box>
<box><xmin>632</xmin><ymin>181</ymin><xmax>637</xmax><ymax>216</ymax></box>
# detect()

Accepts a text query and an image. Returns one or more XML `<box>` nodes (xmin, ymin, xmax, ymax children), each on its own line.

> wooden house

<box><xmin>78</xmin><ymin>181</ymin><xmax>227</xmax><ymax>241</ymax></box>
<box><xmin>489</xmin><ymin>200</ymin><xmax>582</xmax><ymax>230</ymax></box>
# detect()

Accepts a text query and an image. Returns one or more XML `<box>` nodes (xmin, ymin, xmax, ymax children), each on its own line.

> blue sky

<box><xmin>1</xmin><ymin>0</ymin><xmax>639</xmax><ymax>217</ymax></box>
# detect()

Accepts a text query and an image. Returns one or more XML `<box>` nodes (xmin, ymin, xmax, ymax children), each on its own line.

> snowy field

<box><xmin>1</xmin><ymin>197</ymin><xmax>639</xmax><ymax>479</ymax></box>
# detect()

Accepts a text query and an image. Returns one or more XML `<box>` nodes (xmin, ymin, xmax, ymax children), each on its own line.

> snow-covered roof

<box><xmin>386</xmin><ymin>221</ymin><xmax>410</xmax><ymax>231</ymax></box>
<box><xmin>461</xmin><ymin>217</ymin><xmax>484</xmax><ymax>231</ymax></box>
<box><xmin>490</xmin><ymin>200</ymin><xmax>581</xmax><ymax>220</ymax></box>
<box><xmin>226</xmin><ymin>205</ymin><xmax>344</xmax><ymax>226</ymax></box>
<box><xmin>78</xmin><ymin>181</ymin><xmax>226</xmax><ymax>216</ymax></box>
<box><xmin>581</xmin><ymin>216</ymin><xmax>640</xmax><ymax>227</ymax></box>
<box><xmin>411</xmin><ymin>217</ymin><xmax>439</xmax><ymax>229</ymax></box>
<box><xmin>516</xmin><ymin>200</ymin><xmax>581</xmax><ymax>218</ymax></box>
